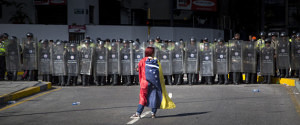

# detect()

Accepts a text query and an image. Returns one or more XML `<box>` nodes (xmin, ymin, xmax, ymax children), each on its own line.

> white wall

<box><xmin>0</xmin><ymin>24</ymin><xmax>224</xmax><ymax>42</ymax></box>
<box><xmin>0</xmin><ymin>24</ymin><xmax>68</xmax><ymax>41</ymax></box>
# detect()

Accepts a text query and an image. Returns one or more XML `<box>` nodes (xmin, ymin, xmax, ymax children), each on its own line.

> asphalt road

<box><xmin>0</xmin><ymin>84</ymin><xmax>300</xmax><ymax>125</ymax></box>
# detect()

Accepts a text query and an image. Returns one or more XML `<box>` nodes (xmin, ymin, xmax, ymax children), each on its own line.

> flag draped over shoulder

<box><xmin>138</xmin><ymin>57</ymin><xmax>176</xmax><ymax>109</ymax></box>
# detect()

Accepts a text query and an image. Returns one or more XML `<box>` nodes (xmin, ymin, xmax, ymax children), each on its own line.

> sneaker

<box><xmin>151</xmin><ymin>114</ymin><xmax>156</xmax><ymax>118</ymax></box>
<box><xmin>130</xmin><ymin>113</ymin><xmax>140</xmax><ymax>119</ymax></box>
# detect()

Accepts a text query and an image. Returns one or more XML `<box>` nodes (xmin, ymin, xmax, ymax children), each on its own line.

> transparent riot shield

<box><xmin>214</xmin><ymin>42</ymin><xmax>228</xmax><ymax>75</ymax></box>
<box><xmin>242</xmin><ymin>41</ymin><xmax>257</xmax><ymax>73</ymax></box>
<box><xmin>79</xmin><ymin>42</ymin><xmax>94</xmax><ymax>75</ymax></box>
<box><xmin>199</xmin><ymin>43</ymin><xmax>214</xmax><ymax>76</ymax></box>
<box><xmin>277</xmin><ymin>37</ymin><xmax>290</xmax><ymax>69</ymax></box>
<box><xmin>66</xmin><ymin>43</ymin><xmax>80</xmax><ymax>76</ymax></box>
<box><xmin>22</xmin><ymin>37</ymin><xmax>38</xmax><ymax>70</ymax></box>
<box><xmin>172</xmin><ymin>42</ymin><xmax>184</xmax><ymax>74</ymax></box>
<box><xmin>52</xmin><ymin>42</ymin><xmax>66</xmax><ymax>76</ymax></box>
<box><xmin>228</xmin><ymin>40</ymin><xmax>243</xmax><ymax>72</ymax></box>
<box><xmin>260</xmin><ymin>46</ymin><xmax>275</xmax><ymax>76</ymax></box>
<box><xmin>108</xmin><ymin>43</ymin><xmax>120</xmax><ymax>75</ymax></box>
<box><xmin>94</xmin><ymin>42</ymin><xmax>108</xmax><ymax>76</ymax></box>
<box><xmin>120</xmin><ymin>41</ymin><xmax>133</xmax><ymax>75</ymax></box>
<box><xmin>185</xmin><ymin>40</ymin><xmax>199</xmax><ymax>74</ymax></box>
<box><xmin>158</xmin><ymin>42</ymin><xmax>172</xmax><ymax>75</ymax></box>
<box><xmin>291</xmin><ymin>38</ymin><xmax>300</xmax><ymax>70</ymax></box>
<box><xmin>38</xmin><ymin>41</ymin><xmax>52</xmax><ymax>75</ymax></box>
<box><xmin>5</xmin><ymin>38</ymin><xmax>21</xmax><ymax>72</ymax></box>
<box><xmin>133</xmin><ymin>42</ymin><xmax>145</xmax><ymax>76</ymax></box>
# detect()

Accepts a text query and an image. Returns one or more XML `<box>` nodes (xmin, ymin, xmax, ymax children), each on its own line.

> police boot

<box><xmin>12</xmin><ymin>71</ymin><xmax>18</xmax><ymax>81</ymax></box>
<box><xmin>125</xmin><ymin>75</ymin><xmax>132</xmax><ymax>86</ymax></box>
<box><xmin>100</xmin><ymin>76</ymin><xmax>105</xmax><ymax>86</ymax></box>
<box><xmin>59</xmin><ymin>76</ymin><xmax>65</xmax><ymax>86</ymax></box>
<box><xmin>284</xmin><ymin>69</ymin><xmax>289</xmax><ymax>78</ymax></box>
<box><xmin>217</xmin><ymin>75</ymin><xmax>224</xmax><ymax>84</ymax></box>
<box><xmin>167</xmin><ymin>75</ymin><xmax>172</xmax><ymax>85</ymax></box>
<box><xmin>112</xmin><ymin>74</ymin><xmax>118</xmax><ymax>86</ymax></box>
<box><xmin>82</xmin><ymin>75</ymin><xmax>86</xmax><ymax>86</ymax></box>
<box><xmin>134</xmin><ymin>75</ymin><xmax>139</xmax><ymax>85</ymax></box>
<box><xmin>86</xmin><ymin>75</ymin><xmax>90</xmax><ymax>86</ymax></box>
<box><xmin>267</xmin><ymin>76</ymin><xmax>272</xmax><ymax>84</ymax></box>
<box><xmin>28</xmin><ymin>70</ymin><xmax>33</xmax><ymax>81</ymax></box>
<box><xmin>177</xmin><ymin>74</ymin><xmax>183</xmax><ymax>85</ymax></box>
<box><xmin>187</xmin><ymin>74</ymin><xmax>192</xmax><ymax>85</ymax></box>
<box><xmin>245</xmin><ymin>73</ymin><xmax>250</xmax><ymax>84</ymax></box>
<box><xmin>224</xmin><ymin>75</ymin><xmax>229</xmax><ymax>85</ymax></box>
<box><xmin>251</xmin><ymin>73</ymin><xmax>257</xmax><ymax>84</ymax></box>
<box><xmin>95</xmin><ymin>76</ymin><xmax>100</xmax><ymax>86</ymax></box>
<box><xmin>261</xmin><ymin>76</ymin><xmax>267</xmax><ymax>84</ymax></box>
<box><xmin>66</xmin><ymin>76</ymin><xmax>71</xmax><ymax>86</ymax></box>
<box><xmin>73</xmin><ymin>76</ymin><xmax>78</xmax><ymax>86</ymax></box>
<box><xmin>279</xmin><ymin>69</ymin><xmax>284</xmax><ymax>78</ymax></box>
<box><xmin>174</xmin><ymin>75</ymin><xmax>179</xmax><ymax>85</ymax></box>
<box><xmin>192</xmin><ymin>74</ymin><xmax>197</xmax><ymax>85</ymax></box>
<box><xmin>233</xmin><ymin>73</ymin><xmax>239</xmax><ymax>85</ymax></box>
<box><xmin>207</xmin><ymin>77</ymin><xmax>213</xmax><ymax>85</ymax></box>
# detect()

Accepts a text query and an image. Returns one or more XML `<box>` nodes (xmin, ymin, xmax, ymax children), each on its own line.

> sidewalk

<box><xmin>0</xmin><ymin>81</ymin><xmax>52</xmax><ymax>106</ymax></box>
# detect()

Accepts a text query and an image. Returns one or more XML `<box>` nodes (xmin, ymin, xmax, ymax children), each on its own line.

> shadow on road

<box><xmin>157</xmin><ymin>111</ymin><xmax>211</xmax><ymax>118</ymax></box>
<box><xmin>0</xmin><ymin>105</ymin><xmax>136</xmax><ymax>118</ymax></box>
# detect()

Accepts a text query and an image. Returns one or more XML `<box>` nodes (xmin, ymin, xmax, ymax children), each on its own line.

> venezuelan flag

<box><xmin>138</xmin><ymin>57</ymin><xmax>176</xmax><ymax>109</ymax></box>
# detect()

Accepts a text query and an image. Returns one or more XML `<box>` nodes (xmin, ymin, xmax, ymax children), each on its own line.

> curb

<box><xmin>0</xmin><ymin>82</ymin><xmax>52</xmax><ymax>106</ymax></box>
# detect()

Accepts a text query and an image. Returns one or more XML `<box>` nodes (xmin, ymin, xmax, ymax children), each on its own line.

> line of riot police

<box><xmin>2</xmin><ymin>32</ymin><xmax>300</xmax><ymax>85</ymax></box>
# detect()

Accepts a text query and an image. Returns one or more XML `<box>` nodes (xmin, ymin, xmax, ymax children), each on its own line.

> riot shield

<box><xmin>277</xmin><ymin>37</ymin><xmax>290</xmax><ymax>69</ymax></box>
<box><xmin>228</xmin><ymin>40</ymin><xmax>243</xmax><ymax>72</ymax></box>
<box><xmin>133</xmin><ymin>42</ymin><xmax>145</xmax><ymax>75</ymax></box>
<box><xmin>5</xmin><ymin>38</ymin><xmax>21</xmax><ymax>72</ymax></box>
<box><xmin>94</xmin><ymin>42</ymin><xmax>108</xmax><ymax>76</ymax></box>
<box><xmin>79</xmin><ymin>42</ymin><xmax>94</xmax><ymax>75</ymax></box>
<box><xmin>260</xmin><ymin>46</ymin><xmax>274</xmax><ymax>76</ymax></box>
<box><xmin>22</xmin><ymin>37</ymin><xmax>38</xmax><ymax>70</ymax></box>
<box><xmin>172</xmin><ymin>42</ymin><xmax>184</xmax><ymax>74</ymax></box>
<box><xmin>158</xmin><ymin>43</ymin><xmax>172</xmax><ymax>75</ymax></box>
<box><xmin>120</xmin><ymin>41</ymin><xmax>133</xmax><ymax>75</ymax></box>
<box><xmin>38</xmin><ymin>41</ymin><xmax>52</xmax><ymax>75</ymax></box>
<box><xmin>199</xmin><ymin>43</ymin><xmax>214</xmax><ymax>76</ymax></box>
<box><xmin>291</xmin><ymin>38</ymin><xmax>300</xmax><ymax>70</ymax></box>
<box><xmin>185</xmin><ymin>40</ymin><xmax>199</xmax><ymax>74</ymax></box>
<box><xmin>242</xmin><ymin>41</ymin><xmax>257</xmax><ymax>73</ymax></box>
<box><xmin>52</xmin><ymin>42</ymin><xmax>66</xmax><ymax>76</ymax></box>
<box><xmin>108</xmin><ymin>43</ymin><xmax>120</xmax><ymax>74</ymax></box>
<box><xmin>214</xmin><ymin>42</ymin><xmax>228</xmax><ymax>75</ymax></box>
<box><xmin>66</xmin><ymin>43</ymin><xmax>80</xmax><ymax>76</ymax></box>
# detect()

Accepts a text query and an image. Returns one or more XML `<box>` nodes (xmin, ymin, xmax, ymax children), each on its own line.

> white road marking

<box><xmin>127</xmin><ymin>111</ymin><xmax>151</xmax><ymax>124</ymax></box>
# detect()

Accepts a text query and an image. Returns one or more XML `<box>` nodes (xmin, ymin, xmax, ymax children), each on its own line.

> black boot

<box><xmin>82</xmin><ymin>75</ymin><xmax>86</xmax><ymax>86</ymax></box>
<box><xmin>112</xmin><ymin>74</ymin><xmax>118</xmax><ymax>86</ymax></box>
<box><xmin>95</xmin><ymin>76</ymin><xmax>100</xmax><ymax>86</ymax></box>
<box><xmin>187</xmin><ymin>74</ymin><xmax>192</xmax><ymax>85</ymax></box>
<box><xmin>60</xmin><ymin>76</ymin><xmax>65</xmax><ymax>86</ymax></box>
<box><xmin>284</xmin><ymin>69</ymin><xmax>289</xmax><ymax>78</ymax></box>
<box><xmin>176</xmin><ymin>74</ymin><xmax>183</xmax><ymax>85</ymax></box>
<box><xmin>167</xmin><ymin>75</ymin><xmax>172</xmax><ymax>85</ymax></box>
<box><xmin>233</xmin><ymin>73</ymin><xmax>239</xmax><ymax>85</ymax></box>
<box><xmin>174</xmin><ymin>74</ymin><xmax>179</xmax><ymax>85</ymax></box>
<box><xmin>224</xmin><ymin>74</ymin><xmax>229</xmax><ymax>85</ymax></box>
<box><xmin>66</xmin><ymin>76</ymin><xmax>71</xmax><ymax>86</ymax></box>
<box><xmin>125</xmin><ymin>75</ymin><xmax>132</xmax><ymax>86</ymax></box>
<box><xmin>251</xmin><ymin>73</ymin><xmax>257</xmax><ymax>84</ymax></box>
<box><xmin>279</xmin><ymin>69</ymin><xmax>284</xmax><ymax>78</ymax></box>
<box><xmin>217</xmin><ymin>75</ymin><xmax>224</xmax><ymax>84</ymax></box>
<box><xmin>12</xmin><ymin>71</ymin><xmax>18</xmax><ymax>81</ymax></box>
<box><xmin>73</xmin><ymin>76</ymin><xmax>78</xmax><ymax>86</ymax></box>
<box><xmin>245</xmin><ymin>73</ymin><xmax>250</xmax><ymax>84</ymax></box>
<box><xmin>207</xmin><ymin>76</ymin><xmax>213</xmax><ymax>85</ymax></box>
<box><xmin>267</xmin><ymin>75</ymin><xmax>272</xmax><ymax>84</ymax></box>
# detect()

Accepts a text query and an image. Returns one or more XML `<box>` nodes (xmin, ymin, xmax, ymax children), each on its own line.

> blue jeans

<box><xmin>136</xmin><ymin>104</ymin><xmax>157</xmax><ymax>115</ymax></box>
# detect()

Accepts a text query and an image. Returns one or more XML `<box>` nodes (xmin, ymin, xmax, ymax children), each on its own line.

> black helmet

<box><xmin>3</xmin><ymin>33</ymin><xmax>9</xmax><ymax>38</ymax></box>
<box><xmin>280</xmin><ymin>32</ymin><xmax>287</xmax><ymax>37</ymax></box>
<box><xmin>122</xmin><ymin>40</ymin><xmax>129</xmax><ymax>44</ymax></box>
<box><xmin>148</xmin><ymin>39</ymin><xmax>154</xmax><ymax>42</ymax></box>
<box><xmin>70</xmin><ymin>43</ymin><xmax>75</xmax><ymax>47</ymax></box>
<box><xmin>85</xmin><ymin>35</ymin><xmax>90</xmax><ymax>39</ymax></box>
<box><xmin>292</xmin><ymin>30</ymin><xmax>297</xmax><ymax>35</ymax></box>
<box><xmin>271</xmin><ymin>32</ymin><xmax>277</xmax><ymax>37</ymax></box>
<box><xmin>203</xmin><ymin>37</ymin><xmax>208</xmax><ymax>41</ymax></box>
<box><xmin>41</xmin><ymin>39</ymin><xmax>48</xmax><ymax>44</ymax></box>
<box><xmin>296</xmin><ymin>33</ymin><xmax>300</xmax><ymax>37</ymax></box>
<box><xmin>112</xmin><ymin>39</ymin><xmax>116</xmax><ymax>42</ymax></box>
<box><xmin>190</xmin><ymin>37</ymin><xmax>196</xmax><ymax>41</ymax></box>
<box><xmin>156</xmin><ymin>36</ymin><xmax>160</xmax><ymax>40</ymax></box>
<box><xmin>267</xmin><ymin>32</ymin><xmax>272</xmax><ymax>37</ymax></box>
<box><xmin>260</xmin><ymin>32</ymin><xmax>266</xmax><ymax>37</ymax></box>
<box><xmin>265</xmin><ymin>38</ymin><xmax>271</xmax><ymax>43</ymax></box>
<box><xmin>98</xmin><ymin>40</ymin><xmax>104</xmax><ymax>45</ymax></box>
<box><xmin>217</xmin><ymin>38</ymin><xmax>224</xmax><ymax>43</ymax></box>
<box><xmin>56</xmin><ymin>40</ymin><xmax>62</xmax><ymax>45</ymax></box>
<box><xmin>26</xmin><ymin>32</ymin><xmax>33</xmax><ymax>37</ymax></box>
<box><xmin>105</xmin><ymin>39</ymin><xmax>110</xmax><ymax>42</ymax></box>
<box><xmin>96</xmin><ymin>37</ymin><xmax>101</xmax><ymax>41</ymax></box>
<box><xmin>83</xmin><ymin>39</ymin><xmax>89</xmax><ymax>43</ymax></box>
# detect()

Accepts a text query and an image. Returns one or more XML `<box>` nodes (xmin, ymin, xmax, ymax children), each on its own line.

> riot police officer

<box><xmin>79</xmin><ymin>39</ymin><xmax>94</xmax><ymax>86</ymax></box>
<box><xmin>215</xmin><ymin>38</ymin><xmax>229</xmax><ymax>84</ymax></box>
<box><xmin>185</xmin><ymin>37</ymin><xmax>199</xmax><ymax>85</ymax></box>
<box><xmin>260</xmin><ymin>38</ymin><xmax>275</xmax><ymax>84</ymax></box>
<box><xmin>277</xmin><ymin>32</ymin><xmax>290</xmax><ymax>78</ymax></box>
<box><xmin>22</xmin><ymin>33</ymin><xmax>38</xmax><ymax>81</ymax></box>
<box><xmin>38</xmin><ymin>39</ymin><xmax>52</xmax><ymax>82</ymax></box>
